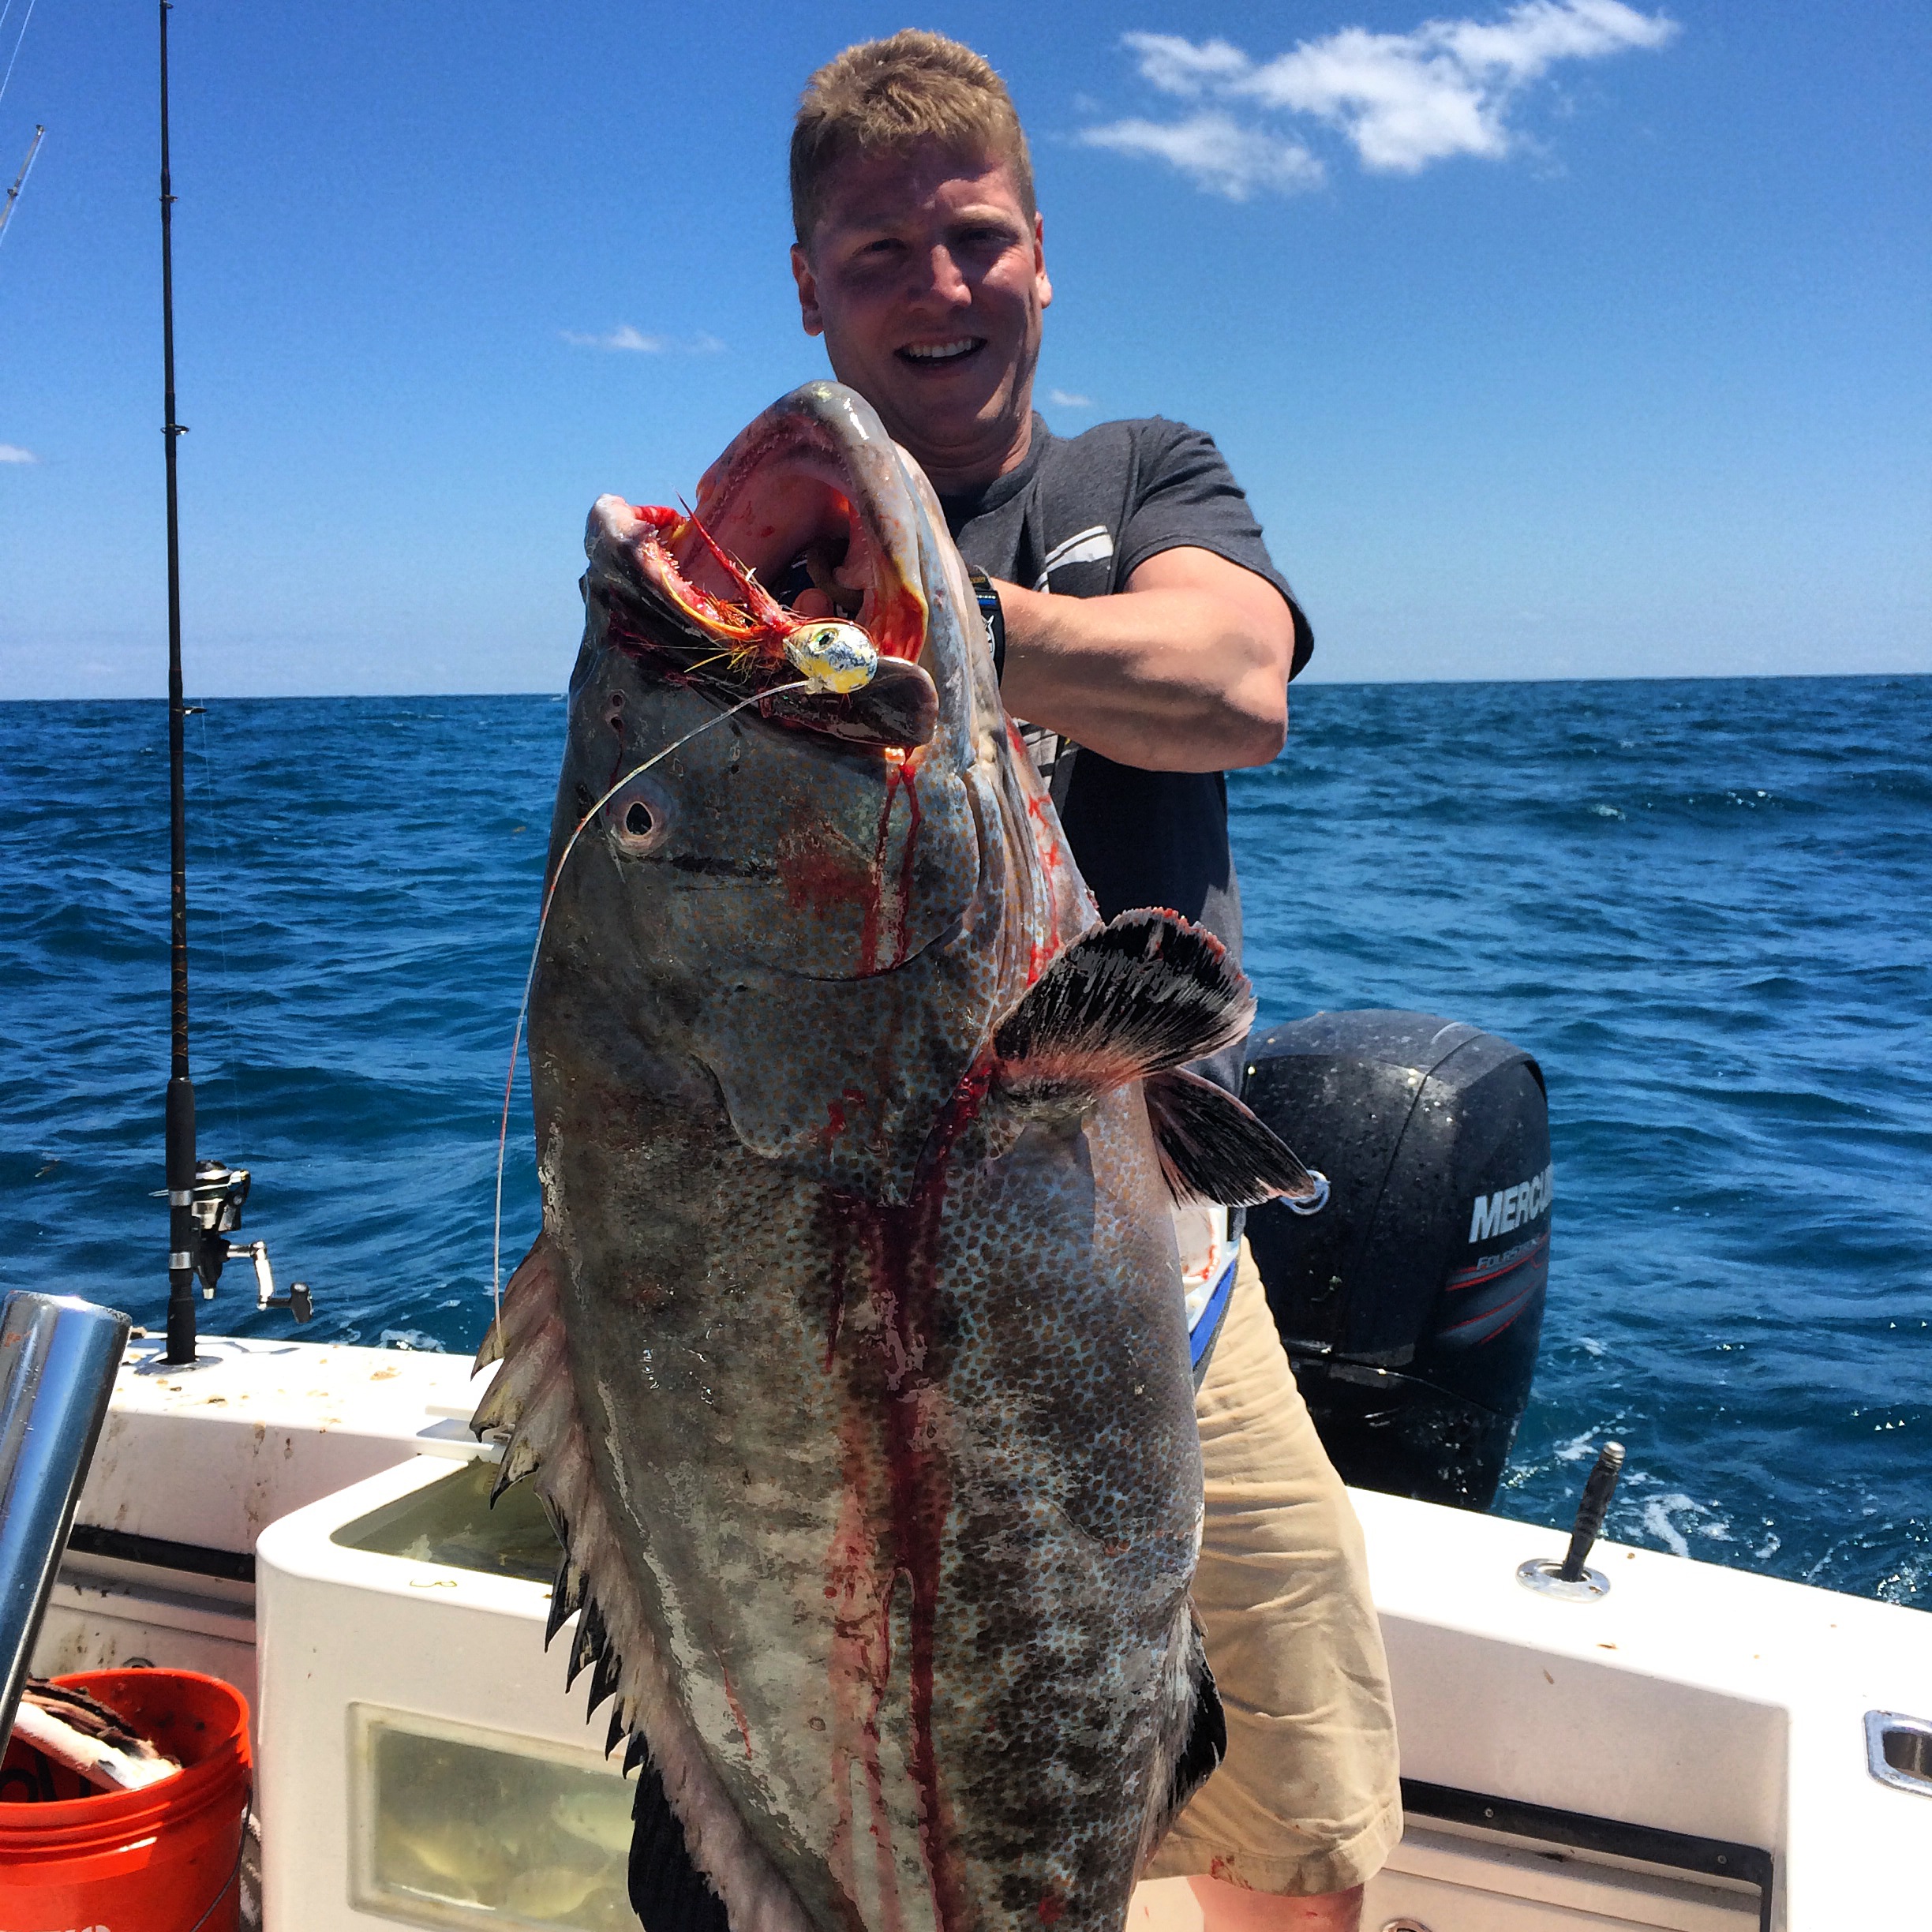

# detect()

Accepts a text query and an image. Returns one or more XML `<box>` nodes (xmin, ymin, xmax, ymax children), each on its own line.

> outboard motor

<box><xmin>1242</xmin><ymin>1011</ymin><xmax>1550</xmax><ymax>1511</ymax></box>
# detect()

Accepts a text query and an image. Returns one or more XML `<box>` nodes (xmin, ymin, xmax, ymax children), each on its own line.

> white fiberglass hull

<box><xmin>27</xmin><ymin>1335</ymin><xmax>1931</xmax><ymax>1930</ymax></box>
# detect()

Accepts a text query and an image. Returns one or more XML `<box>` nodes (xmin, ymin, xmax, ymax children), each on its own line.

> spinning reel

<box><xmin>182</xmin><ymin>1159</ymin><xmax>313</xmax><ymax>1324</ymax></box>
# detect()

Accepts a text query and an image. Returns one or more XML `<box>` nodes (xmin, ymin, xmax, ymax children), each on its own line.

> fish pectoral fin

<box><xmin>990</xmin><ymin>908</ymin><xmax>1256</xmax><ymax>1111</ymax></box>
<box><xmin>1144</xmin><ymin>1068</ymin><xmax>1325</xmax><ymax>1208</ymax></box>
<box><xmin>1172</xmin><ymin>1621</ymin><xmax>1226</xmax><ymax>1818</ymax></box>
<box><xmin>1141</xmin><ymin>1608</ymin><xmax>1226</xmax><ymax>1866</ymax></box>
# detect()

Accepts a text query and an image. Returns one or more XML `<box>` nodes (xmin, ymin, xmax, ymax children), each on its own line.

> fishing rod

<box><xmin>0</xmin><ymin>122</ymin><xmax>41</xmax><ymax>253</ymax></box>
<box><xmin>157</xmin><ymin>0</ymin><xmax>309</xmax><ymax>1364</ymax></box>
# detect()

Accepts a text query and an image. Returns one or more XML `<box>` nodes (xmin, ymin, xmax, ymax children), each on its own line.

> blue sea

<box><xmin>2</xmin><ymin>677</ymin><xmax>1927</xmax><ymax>1608</ymax></box>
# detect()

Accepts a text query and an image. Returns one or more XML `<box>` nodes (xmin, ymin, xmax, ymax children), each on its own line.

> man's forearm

<box><xmin>990</xmin><ymin>560</ymin><xmax>1293</xmax><ymax>773</ymax></box>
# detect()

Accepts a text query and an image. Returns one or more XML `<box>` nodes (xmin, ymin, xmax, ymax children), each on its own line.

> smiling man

<box><xmin>780</xmin><ymin>30</ymin><xmax>1401</xmax><ymax>1932</ymax></box>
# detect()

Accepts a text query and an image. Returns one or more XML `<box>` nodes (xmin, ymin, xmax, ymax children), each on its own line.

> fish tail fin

<box><xmin>1138</xmin><ymin>1605</ymin><xmax>1226</xmax><ymax>1872</ymax></box>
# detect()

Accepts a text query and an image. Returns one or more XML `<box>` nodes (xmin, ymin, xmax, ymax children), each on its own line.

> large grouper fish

<box><xmin>472</xmin><ymin>381</ymin><xmax>1324</xmax><ymax>1932</ymax></box>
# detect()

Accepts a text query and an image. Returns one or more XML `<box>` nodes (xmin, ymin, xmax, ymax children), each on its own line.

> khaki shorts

<box><xmin>1144</xmin><ymin>1245</ymin><xmax>1402</xmax><ymax>1896</ymax></box>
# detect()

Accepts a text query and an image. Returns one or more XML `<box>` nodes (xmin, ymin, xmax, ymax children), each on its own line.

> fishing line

<box><xmin>189</xmin><ymin>706</ymin><xmax>246</xmax><ymax>1152</ymax></box>
<box><xmin>489</xmin><ymin>680</ymin><xmax>814</xmax><ymax>1322</ymax></box>
<box><xmin>0</xmin><ymin>0</ymin><xmax>39</xmax><ymax>114</ymax></box>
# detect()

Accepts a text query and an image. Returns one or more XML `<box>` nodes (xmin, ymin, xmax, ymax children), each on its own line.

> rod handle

<box><xmin>1557</xmin><ymin>1440</ymin><xmax>1625</xmax><ymax>1582</ymax></box>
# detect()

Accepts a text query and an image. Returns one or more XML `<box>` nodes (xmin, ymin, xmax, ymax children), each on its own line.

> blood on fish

<box><xmin>822</xmin><ymin>1391</ymin><xmax>905</xmax><ymax>1932</ymax></box>
<box><xmin>891</xmin><ymin>766</ymin><xmax>923</xmax><ymax>970</ymax></box>
<box><xmin>721</xmin><ymin>1663</ymin><xmax>756</xmax><ymax>1762</ymax></box>
<box><xmin>778</xmin><ymin>826</ymin><xmax>879</xmax><ymax>919</ymax></box>
<box><xmin>858</xmin><ymin>759</ymin><xmax>923</xmax><ymax>977</ymax></box>
<box><xmin>880</xmin><ymin>1069</ymin><xmax>987</xmax><ymax>1932</ymax></box>
<box><xmin>817</xmin><ymin>1188</ymin><xmax>861</xmax><ymax>1372</ymax></box>
<box><xmin>815</xmin><ymin>1065</ymin><xmax>990</xmax><ymax>1932</ymax></box>
<box><xmin>820</xmin><ymin>1086</ymin><xmax>869</xmax><ymax>1150</ymax></box>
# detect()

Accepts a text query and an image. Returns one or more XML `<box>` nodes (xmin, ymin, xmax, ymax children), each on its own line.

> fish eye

<box><xmin>607</xmin><ymin>775</ymin><xmax>672</xmax><ymax>858</ymax></box>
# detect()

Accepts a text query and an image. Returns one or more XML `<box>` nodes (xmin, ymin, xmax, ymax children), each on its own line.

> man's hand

<box><xmin>992</xmin><ymin>546</ymin><xmax>1294</xmax><ymax>773</ymax></box>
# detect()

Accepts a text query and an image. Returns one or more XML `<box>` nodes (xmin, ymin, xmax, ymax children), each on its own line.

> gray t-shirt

<box><xmin>938</xmin><ymin>414</ymin><xmax>1311</xmax><ymax>1098</ymax></box>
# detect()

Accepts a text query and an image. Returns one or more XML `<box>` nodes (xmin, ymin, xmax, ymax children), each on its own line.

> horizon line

<box><xmin>2</xmin><ymin>668</ymin><xmax>1926</xmax><ymax>705</ymax></box>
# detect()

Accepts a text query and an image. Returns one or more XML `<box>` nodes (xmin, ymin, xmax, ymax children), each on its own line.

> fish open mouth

<box><xmin>586</xmin><ymin>388</ymin><xmax>940</xmax><ymax>750</ymax></box>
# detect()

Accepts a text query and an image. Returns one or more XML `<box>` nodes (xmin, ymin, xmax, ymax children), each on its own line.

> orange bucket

<box><xmin>0</xmin><ymin>1668</ymin><xmax>251</xmax><ymax>1932</ymax></box>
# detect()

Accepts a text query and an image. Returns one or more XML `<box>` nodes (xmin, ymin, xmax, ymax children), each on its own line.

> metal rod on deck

<box><xmin>0</xmin><ymin>1293</ymin><xmax>131</xmax><ymax>1750</ymax></box>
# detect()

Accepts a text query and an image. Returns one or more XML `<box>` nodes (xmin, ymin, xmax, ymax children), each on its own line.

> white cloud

<box><xmin>1086</xmin><ymin>2</ymin><xmax>1676</xmax><ymax>193</ymax></box>
<box><xmin>0</xmin><ymin>443</ymin><xmax>37</xmax><ymax>463</ymax></box>
<box><xmin>1080</xmin><ymin>112</ymin><xmax>1324</xmax><ymax>200</ymax></box>
<box><xmin>1046</xmin><ymin>388</ymin><xmax>1095</xmax><ymax>408</ymax></box>
<box><xmin>1123</xmin><ymin>34</ymin><xmax>1252</xmax><ymax>96</ymax></box>
<box><xmin>561</xmin><ymin>326</ymin><xmax>724</xmax><ymax>354</ymax></box>
<box><xmin>563</xmin><ymin>324</ymin><xmax>668</xmax><ymax>352</ymax></box>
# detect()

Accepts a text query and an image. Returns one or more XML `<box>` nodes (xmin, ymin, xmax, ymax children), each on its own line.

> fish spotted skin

<box><xmin>477</xmin><ymin>382</ymin><xmax>1216</xmax><ymax>1932</ymax></box>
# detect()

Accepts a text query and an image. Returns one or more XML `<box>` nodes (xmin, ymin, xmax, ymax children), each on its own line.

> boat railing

<box><xmin>0</xmin><ymin>1290</ymin><xmax>131</xmax><ymax>1750</ymax></box>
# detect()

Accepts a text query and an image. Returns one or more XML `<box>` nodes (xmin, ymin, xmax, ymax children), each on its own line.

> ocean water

<box><xmin>2</xmin><ymin>676</ymin><xmax>1926</xmax><ymax>1608</ymax></box>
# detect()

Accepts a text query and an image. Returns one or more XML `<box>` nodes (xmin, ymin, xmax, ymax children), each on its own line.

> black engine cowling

<box><xmin>1242</xmin><ymin>1010</ymin><xmax>1550</xmax><ymax>1511</ymax></box>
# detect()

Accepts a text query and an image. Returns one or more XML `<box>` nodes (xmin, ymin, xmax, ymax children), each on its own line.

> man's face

<box><xmin>792</xmin><ymin>139</ymin><xmax>1051</xmax><ymax>491</ymax></box>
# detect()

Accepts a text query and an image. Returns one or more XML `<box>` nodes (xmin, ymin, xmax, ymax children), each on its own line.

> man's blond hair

<box><xmin>791</xmin><ymin>31</ymin><xmax>1035</xmax><ymax>246</ymax></box>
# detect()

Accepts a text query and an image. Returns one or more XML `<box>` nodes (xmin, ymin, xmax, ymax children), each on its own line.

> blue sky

<box><xmin>0</xmin><ymin>0</ymin><xmax>1925</xmax><ymax>696</ymax></box>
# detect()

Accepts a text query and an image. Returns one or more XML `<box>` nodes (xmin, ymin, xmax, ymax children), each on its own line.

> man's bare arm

<box><xmin>990</xmin><ymin>547</ymin><xmax>1295</xmax><ymax>773</ymax></box>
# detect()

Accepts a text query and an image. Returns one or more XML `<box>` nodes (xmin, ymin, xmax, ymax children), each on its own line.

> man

<box><xmin>781</xmin><ymin>31</ymin><xmax>1399</xmax><ymax>1932</ymax></box>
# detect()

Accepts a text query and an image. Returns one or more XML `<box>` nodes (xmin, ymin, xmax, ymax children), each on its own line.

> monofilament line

<box><xmin>491</xmin><ymin>682</ymin><xmax>813</xmax><ymax>1321</ymax></box>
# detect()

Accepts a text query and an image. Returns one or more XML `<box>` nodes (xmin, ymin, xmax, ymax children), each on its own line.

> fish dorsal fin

<box><xmin>1143</xmin><ymin>1067</ymin><xmax>1327</xmax><ymax>1209</ymax></box>
<box><xmin>990</xmin><ymin>908</ymin><xmax>1256</xmax><ymax>1115</ymax></box>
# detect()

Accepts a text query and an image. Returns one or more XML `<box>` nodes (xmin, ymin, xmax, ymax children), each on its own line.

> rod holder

<box><xmin>0</xmin><ymin>1293</ymin><xmax>131</xmax><ymax>1751</ymax></box>
<box><xmin>1518</xmin><ymin>1440</ymin><xmax>1626</xmax><ymax>1602</ymax></box>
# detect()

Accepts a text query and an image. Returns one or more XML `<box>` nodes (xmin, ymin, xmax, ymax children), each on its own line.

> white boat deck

<box><xmin>26</xmin><ymin>1335</ymin><xmax>1932</xmax><ymax>1930</ymax></box>
<box><xmin>33</xmin><ymin>1331</ymin><xmax>481</xmax><ymax>1718</ymax></box>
